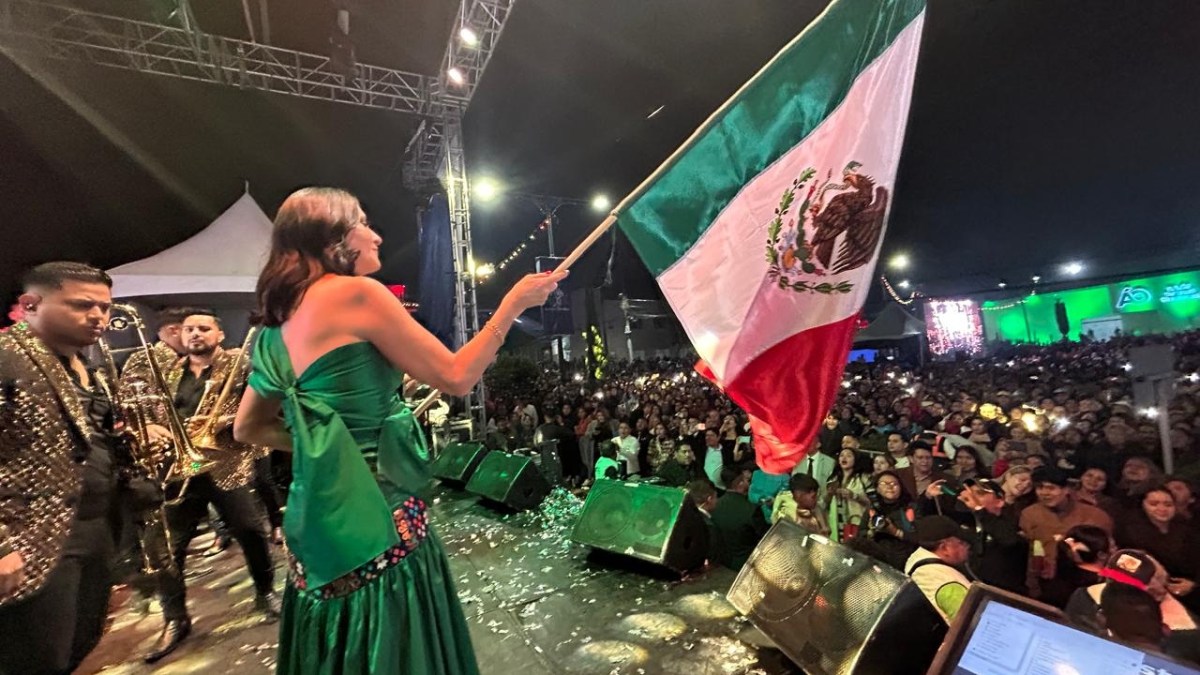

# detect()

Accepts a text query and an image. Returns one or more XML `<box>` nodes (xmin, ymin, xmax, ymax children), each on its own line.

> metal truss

<box><xmin>437</xmin><ymin>0</ymin><xmax>515</xmax><ymax>107</ymax></box>
<box><xmin>0</xmin><ymin>0</ymin><xmax>442</xmax><ymax>116</ymax></box>
<box><xmin>403</xmin><ymin>0</ymin><xmax>516</xmax><ymax>189</ymax></box>
<box><xmin>412</xmin><ymin>0</ymin><xmax>516</xmax><ymax>433</ymax></box>
<box><xmin>439</xmin><ymin>112</ymin><xmax>487</xmax><ymax>431</ymax></box>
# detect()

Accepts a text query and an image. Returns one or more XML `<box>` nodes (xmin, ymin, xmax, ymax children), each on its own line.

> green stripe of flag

<box><xmin>616</xmin><ymin>0</ymin><xmax>925</xmax><ymax>276</ymax></box>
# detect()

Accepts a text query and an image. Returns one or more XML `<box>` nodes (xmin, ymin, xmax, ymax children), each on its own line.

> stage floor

<box><xmin>79</xmin><ymin>486</ymin><xmax>801</xmax><ymax>675</ymax></box>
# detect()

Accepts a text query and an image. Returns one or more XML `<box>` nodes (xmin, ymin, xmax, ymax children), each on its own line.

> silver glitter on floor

<box><xmin>79</xmin><ymin>487</ymin><xmax>800</xmax><ymax>674</ymax></box>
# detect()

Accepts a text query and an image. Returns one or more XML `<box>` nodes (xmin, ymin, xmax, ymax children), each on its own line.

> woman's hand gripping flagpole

<box><xmin>553</xmin><ymin>213</ymin><xmax>619</xmax><ymax>274</ymax></box>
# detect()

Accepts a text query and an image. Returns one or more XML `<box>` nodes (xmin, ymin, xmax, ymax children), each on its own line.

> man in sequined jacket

<box><xmin>0</xmin><ymin>262</ymin><xmax>127</xmax><ymax>674</ymax></box>
<box><xmin>132</xmin><ymin>309</ymin><xmax>279</xmax><ymax>663</ymax></box>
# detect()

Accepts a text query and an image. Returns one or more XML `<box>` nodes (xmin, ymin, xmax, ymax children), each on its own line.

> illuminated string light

<box><xmin>981</xmin><ymin>299</ymin><xmax>1026</xmax><ymax>312</ymax></box>
<box><xmin>880</xmin><ymin>275</ymin><xmax>920</xmax><ymax>305</ymax></box>
<box><xmin>478</xmin><ymin>217</ymin><xmax>553</xmax><ymax>282</ymax></box>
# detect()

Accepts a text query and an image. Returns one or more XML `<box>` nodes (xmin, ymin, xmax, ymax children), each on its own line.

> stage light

<box><xmin>591</xmin><ymin>194</ymin><xmax>612</xmax><ymax>212</ymax></box>
<box><xmin>1031</xmin><ymin>275</ymin><xmax>1041</xmax><ymax>283</ymax></box>
<box><xmin>474</xmin><ymin>262</ymin><xmax>495</xmax><ymax>279</ymax></box>
<box><xmin>459</xmin><ymin>27</ymin><xmax>479</xmax><ymax>46</ymax></box>
<box><xmin>998</xmin><ymin>281</ymin><xmax>1008</xmax><ymax>289</ymax></box>
<box><xmin>473</xmin><ymin>177</ymin><xmax>501</xmax><ymax>201</ymax></box>
<box><xmin>1061</xmin><ymin>261</ymin><xmax>1084</xmax><ymax>276</ymax></box>
<box><xmin>898</xmin><ymin>280</ymin><xmax>911</xmax><ymax>289</ymax></box>
<box><xmin>888</xmin><ymin>253</ymin><xmax>910</xmax><ymax>270</ymax></box>
<box><xmin>447</xmin><ymin>67</ymin><xmax>465</xmax><ymax>85</ymax></box>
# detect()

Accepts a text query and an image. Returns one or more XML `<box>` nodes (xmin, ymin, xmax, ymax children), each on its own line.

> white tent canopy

<box><xmin>108</xmin><ymin>191</ymin><xmax>273</xmax><ymax>298</ymax></box>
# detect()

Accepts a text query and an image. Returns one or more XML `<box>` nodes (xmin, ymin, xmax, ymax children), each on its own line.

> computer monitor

<box><xmin>928</xmin><ymin>584</ymin><xmax>1200</xmax><ymax>675</ymax></box>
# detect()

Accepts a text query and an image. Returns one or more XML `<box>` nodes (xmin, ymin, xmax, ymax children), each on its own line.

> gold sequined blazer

<box><xmin>0</xmin><ymin>324</ymin><xmax>94</xmax><ymax>605</ymax></box>
<box><xmin>162</xmin><ymin>347</ymin><xmax>262</xmax><ymax>492</ymax></box>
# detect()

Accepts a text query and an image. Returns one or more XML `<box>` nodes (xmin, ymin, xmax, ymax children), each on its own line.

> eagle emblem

<box><xmin>765</xmin><ymin>162</ymin><xmax>889</xmax><ymax>294</ymax></box>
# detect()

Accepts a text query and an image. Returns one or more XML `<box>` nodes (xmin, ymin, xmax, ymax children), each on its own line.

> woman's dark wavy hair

<box><xmin>254</xmin><ymin>187</ymin><xmax>363</xmax><ymax>327</ymax></box>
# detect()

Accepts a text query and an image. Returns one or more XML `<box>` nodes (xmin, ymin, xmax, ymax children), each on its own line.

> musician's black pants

<box><xmin>0</xmin><ymin>518</ymin><xmax>114</xmax><ymax>675</ymax></box>
<box><xmin>253</xmin><ymin>455</ymin><xmax>284</xmax><ymax>530</ymax></box>
<box><xmin>159</xmin><ymin>475</ymin><xmax>273</xmax><ymax>622</ymax></box>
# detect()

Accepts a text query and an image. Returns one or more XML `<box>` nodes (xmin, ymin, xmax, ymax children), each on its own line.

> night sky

<box><xmin>2</xmin><ymin>0</ymin><xmax>1199</xmax><ymax>312</ymax></box>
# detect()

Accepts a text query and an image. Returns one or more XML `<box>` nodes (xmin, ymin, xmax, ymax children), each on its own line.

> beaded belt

<box><xmin>287</xmin><ymin>496</ymin><xmax>429</xmax><ymax>600</ymax></box>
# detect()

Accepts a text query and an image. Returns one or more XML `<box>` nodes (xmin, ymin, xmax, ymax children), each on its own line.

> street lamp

<box><xmin>473</xmin><ymin>177</ymin><xmax>501</xmax><ymax>201</ymax></box>
<box><xmin>1061</xmin><ymin>261</ymin><xmax>1084</xmax><ymax>276</ymax></box>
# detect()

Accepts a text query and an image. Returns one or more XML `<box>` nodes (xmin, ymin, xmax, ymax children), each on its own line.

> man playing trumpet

<box><xmin>130</xmin><ymin>310</ymin><xmax>279</xmax><ymax>663</ymax></box>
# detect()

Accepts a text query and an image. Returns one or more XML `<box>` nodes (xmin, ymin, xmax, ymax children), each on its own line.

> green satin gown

<box><xmin>249</xmin><ymin>328</ymin><xmax>479</xmax><ymax>675</ymax></box>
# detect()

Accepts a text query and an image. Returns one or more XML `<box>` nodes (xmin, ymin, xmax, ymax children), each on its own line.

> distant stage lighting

<box><xmin>447</xmin><ymin>67</ymin><xmax>465</xmax><ymax>85</ymax></box>
<box><xmin>888</xmin><ymin>253</ymin><xmax>910</xmax><ymax>270</ymax></box>
<box><xmin>591</xmin><ymin>194</ymin><xmax>612</xmax><ymax>212</ymax></box>
<box><xmin>1061</xmin><ymin>261</ymin><xmax>1084</xmax><ymax>276</ymax></box>
<box><xmin>459</xmin><ymin>27</ymin><xmax>479</xmax><ymax>46</ymax></box>
<box><xmin>898</xmin><ymin>280</ymin><xmax>911</xmax><ymax>289</ymax></box>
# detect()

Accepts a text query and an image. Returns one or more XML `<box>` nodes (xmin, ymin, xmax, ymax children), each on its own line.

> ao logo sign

<box><xmin>1115</xmin><ymin>285</ymin><xmax>1153</xmax><ymax>310</ymax></box>
<box><xmin>1115</xmin><ymin>282</ymin><xmax>1200</xmax><ymax>310</ymax></box>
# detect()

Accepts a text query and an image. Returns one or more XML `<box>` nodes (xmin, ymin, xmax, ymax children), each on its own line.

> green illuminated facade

<box><xmin>981</xmin><ymin>270</ymin><xmax>1200</xmax><ymax>344</ymax></box>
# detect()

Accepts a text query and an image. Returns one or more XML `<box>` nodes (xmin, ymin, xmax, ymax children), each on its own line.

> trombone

<box><xmin>189</xmin><ymin>325</ymin><xmax>258</xmax><ymax>453</ymax></box>
<box><xmin>105</xmin><ymin>304</ymin><xmax>215</xmax><ymax>499</ymax></box>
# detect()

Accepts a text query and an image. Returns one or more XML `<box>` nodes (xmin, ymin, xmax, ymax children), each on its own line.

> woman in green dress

<box><xmin>234</xmin><ymin>187</ymin><xmax>563</xmax><ymax>674</ymax></box>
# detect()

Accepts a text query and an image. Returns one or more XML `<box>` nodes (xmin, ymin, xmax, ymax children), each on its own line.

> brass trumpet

<box><xmin>189</xmin><ymin>325</ymin><xmax>258</xmax><ymax>452</ymax></box>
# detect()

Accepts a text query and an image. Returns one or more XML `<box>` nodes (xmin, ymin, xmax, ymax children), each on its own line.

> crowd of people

<box><xmin>483</xmin><ymin>331</ymin><xmax>1200</xmax><ymax>664</ymax></box>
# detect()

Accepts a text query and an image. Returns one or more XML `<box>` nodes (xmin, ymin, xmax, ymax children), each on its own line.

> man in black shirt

<box><xmin>709</xmin><ymin>467</ymin><xmax>769</xmax><ymax>570</ymax></box>
<box><xmin>952</xmin><ymin>478</ymin><xmax>1027</xmax><ymax>594</ymax></box>
<box><xmin>138</xmin><ymin>311</ymin><xmax>278</xmax><ymax>662</ymax></box>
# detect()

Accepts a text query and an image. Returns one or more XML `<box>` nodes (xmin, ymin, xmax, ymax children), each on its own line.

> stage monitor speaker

<box><xmin>727</xmin><ymin>520</ymin><xmax>946</xmax><ymax>675</ymax></box>
<box><xmin>430</xmin><ymin>442</ymin><xmax>489</xmax><ymax>485</ymax></box>
<box><xmin>520</xmin><ymin>441</ymin><xmax>563</xmax><ymax>486</ymax></box>
<box><xmin>465</xmin><ymin>451</ymin><xmax>551</xmax><ymax>511</ymax></box>
<box><xmin>570</xmin><ymin>480</ymin><xmax>709</xmax><ymax>573</ymax></box>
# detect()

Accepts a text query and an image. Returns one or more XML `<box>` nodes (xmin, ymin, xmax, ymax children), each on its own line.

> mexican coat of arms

<box><xmin>765</xmin><ymin>162</ymin><xmax>890</xmax><ymax>295</ymax></box>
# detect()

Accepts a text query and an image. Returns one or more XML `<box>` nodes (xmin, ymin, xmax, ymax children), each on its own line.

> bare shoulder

<box><xmin>305</xmin><ymin>275</ymin><xmax>388</xmax><ymax>308</ymax></box>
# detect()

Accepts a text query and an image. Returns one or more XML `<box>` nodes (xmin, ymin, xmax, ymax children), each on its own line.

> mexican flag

<box><xmin>614</xmin><ymin>0</ymin><xmax>925</xmax><ymax>473</ymax></box>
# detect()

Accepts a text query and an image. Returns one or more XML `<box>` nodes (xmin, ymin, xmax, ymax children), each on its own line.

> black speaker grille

<box><xmin>728</xmin><ymin>520</ymin><xmax>934</xmax><ymax>675</ymax></box>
